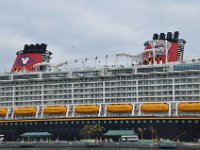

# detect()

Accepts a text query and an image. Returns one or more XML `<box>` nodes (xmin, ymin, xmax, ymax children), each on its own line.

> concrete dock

<box><xmin>0</xmin><ymin>140</ymin><xmax>200</xmax><ymax>149</ymax></box>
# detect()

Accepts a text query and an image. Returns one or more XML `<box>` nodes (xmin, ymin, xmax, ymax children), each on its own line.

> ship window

<box><xmin>175</xmin><ymin>120</ymin><xmax>179</xmax><ymax>124</ymax></box>
<box><xmin>114</xmin><ymin>121</ymin><xmax>118</xmax><ymax>124</ymax></box>
<box><xmin>126</xmin><ymin>120</ymin><xmax>129</xmax><ymax>124</ymax></box>
<box><xmin>55</xmin><ymin>122</ymin><xmax>58</xmax><ymax>125</ymax></box>
<box><xmin>182</xmin><ymin>120</ymin><xmax>185</xmax><ymax>124</ymax></box>
<box><xmin>50</xmin><ymin>122</ymin><xmax>52</xmax><ymax>125</ymax></box>
<box><xmin>60</xmin><ymin>122</ymin><xmax>63</xmax><ymax>125</ymax></box>
<box><xmin>76</xmin><ymin>121</ymin><xmax>79</xmax><ymax>124</ymax></box>
<box><xmin>5</xmin><ymin>123</ymin><xmax>8</xmax><ymax>126</ymax></box>
<box><xmin>20</xmin><ymin>122</ymin><xmax>23</xmax><ymax>126</ymax></box>
<box><xmin>98</xmin><ymin>121</ymin><xmax>100</xmax><ymax>124</ymax></box>
<box><xmin>168</xmin><ymin>120</ymin><xmax>172</xmax><ymax>124</ymax></box>
<box><xmin>92</xmin><ymin>121</ymin><xmax>95</xmax><ymax>124</ymax></box>
<box><xmin>82</xmin><ymin>121</ymin><xmax>84</xmax><ymax>124</ymax></box>
<box><xmin>120</xmin><ymin>120</ymin><xmax>123</xmax><ymax>124</ymax></box>
<box><xmin>109</xmin><ymin>121</ymin><xmax>112</xmax><ymax>124</ymax></box>
<box><xmin>65</xmin><ymin>122</ymin><xmax>68</xmax><ymax>124</ymax></box>
<box><xmin>143</xmin><ymin>120</ymin><xmax>147</xmax><ymax>123</ymax></box>
<box><xmin>10</xmin><ymin>123</ymin><xmax>13</xmax><ymax>126</ymax></box>
<box><xmin>29</xmin><ymin>122</ymin><xmax>32</xmax><ymax>125</ymax></box>
<box><xmin>188</xmin><ymin>120</ymin><xmax>192</xmax><ymax>124</ymax></box>
<box><xmin>65</xmin><ymin>129</ymin><xmax>68</xmax><ymax>131</ymax></box>
<box><xmin>71</xmin><ymin>121</ymin><xmax>74</xmax><ymax>124</ymax></box>
<box><xmin>15</xmin><ymin>122</ymin><xmax>18</xmax><ymax>126</ymax></box>
<box><xmin>131</xmin><ymin>120</ymin><xmax>134</xmax><ymax>124</ymax></box>
<box><xmin>45</xmin><ymin>122</ymin><xmax>48</xmax><ymax>125</ymax></box>
<box><xmin>162</xmin><ymin>120</ymin><xmax>166</xmax><ymax>123</ymax></box>
<box><xmin>149</xmin><ymin>120</ymin><xmax>152</xmax><ymax>123</ymax></box>
<box><xmin>195</xmin><ymin>120</ymin><xmax>198</xmax><ymax>124</ymax></box>
<box><xmin>35</xmin><ymin>122</ymin><xmax>37</xmax><ymax>125</ymax></box>
<box><xmin>103</xmin><ymin>121</ymin><xmax>106</xmax><ymax>124</ymax></box>
<box><xmin>156</xmin><ymin>120</ymin><xmax>159</xmax><ymax>124</ymax></box>
<box><xmin>137</xmin><ymin>120</ymin><xmax>141</xmax><ymax>124</ymax></box>
<box><xmin>87</xmin><ymin>121</ymin><xmax>90</xmax><ymax>124</ymax></box>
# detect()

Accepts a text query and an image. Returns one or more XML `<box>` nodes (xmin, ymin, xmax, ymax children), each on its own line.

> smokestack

<box><xmin>173</xmin><ymin>31</ymin><xmax>179</xmax><ymax>41</ymax></box>
<box><xmin>159</xmin><ymin>33</ymin><xmax>165</xmax><ymax>40</ymax></box>
<box><xmin>166</xmin><ymin>32</ymin><xmax>173</xmax><ymax>41</ymax></box>
<box><xmin>153</xmin><ymin>33</ymin><xmax>159</xmax><ymax>40</ymax></box>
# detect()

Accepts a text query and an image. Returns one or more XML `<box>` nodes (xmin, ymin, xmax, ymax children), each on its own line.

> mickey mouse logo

<box><xmin>21</xmin><ymin>57</ymin><xmax>29</xmax><ymax>65</ymax></box>
<box><xmin>17</xmin><ymin>55</ymin><xmax>34</xmax><ymax>66</ymax></box>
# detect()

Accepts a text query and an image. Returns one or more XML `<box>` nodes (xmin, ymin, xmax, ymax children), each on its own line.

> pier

<box><xmin>1</xmin><ymin>140</ymin><xmax>200</xmax><ymax>149</ymax></box>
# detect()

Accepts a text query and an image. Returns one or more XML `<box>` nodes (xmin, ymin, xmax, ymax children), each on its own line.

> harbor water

<box><xmin>0</xmin><ymin>148</ymin><xmax>173</xmax><ymax>150</ymax></box>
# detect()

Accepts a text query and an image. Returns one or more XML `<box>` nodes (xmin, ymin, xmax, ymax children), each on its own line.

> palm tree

<box><xmin>149</xmin><ymin>126</ymin><xmax>154</xmax><ymax>140</ymax></box>
<box><xmin>80</xmin><ymin>124</ymin><xmax>104</xmax><ymax>139</ymax></box>
<box><xmin>80</xmin><ymin>125</ymin><xmax>94</xmax><ymax>139</ymax></box>
<box><xmin>137</xmin><ymin>128</ymin><xmax>144</xmax><ymax>139</ymax></box>
<box><xmin>93</xmin><ymin>124</ymin><xmax>104</xmax><ymax>139</ymax></box>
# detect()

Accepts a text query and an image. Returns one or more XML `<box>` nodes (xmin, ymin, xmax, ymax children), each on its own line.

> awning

<box><xmin>103</xmin><ymin>130</ymin><xmax>137</xmax><ymax>136</ymax></box>
<box><xmin>20</xmin><ymin>132</ymin><xmax>52</xmax><ymax>137</ymax></box>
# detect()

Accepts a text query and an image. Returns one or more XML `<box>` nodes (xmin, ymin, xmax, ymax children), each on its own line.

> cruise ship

<box><xmin>0</xmin><ymin>31</ymin><xmax>200</xmax><ymax>141</ymax></box>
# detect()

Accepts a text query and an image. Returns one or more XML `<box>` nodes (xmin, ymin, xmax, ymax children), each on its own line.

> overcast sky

<box><xmin>0</xmin><ymin>0</ymin><xmax>200</xmax><ymax>72</ymax></box>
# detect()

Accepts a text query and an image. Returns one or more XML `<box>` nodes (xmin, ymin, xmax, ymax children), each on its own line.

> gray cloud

<box><xmin>0</xmin><ymin>0</ymin><xmax>200</xmax><ymax>72</ymax></box>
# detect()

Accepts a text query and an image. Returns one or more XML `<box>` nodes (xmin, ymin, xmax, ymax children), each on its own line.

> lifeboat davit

<box><xmin>178</xmin><ymin>103</ymin><xmax>200</xmax><ymax>112</ymax></box>
<box><xmin>75</xmin><ymin>105</ymin><xmax>99</xmax><ymax>114</ymax></box>
<box><xmin>141</xmin><ymin>103</ymin><xmax>169</xmax><ymax>113</ymax></box>
<box><xmin>107</xmin><ymin>104</ymin><xmax>133</xmax><ymax>113</ymax></box>
<box><xmin>0</xmin><ymin>108</ymin><xmax>8</xmax><ymax>116</ymax></box>
<box><xmin>44</xmin><ymin>106</ymin><xmax>67</xmax><ymax>114</ymax></box>
<box><xmin>14</xmin><ymin>107</ymin><xmax>37</xmax><ymax>116</ymax></box>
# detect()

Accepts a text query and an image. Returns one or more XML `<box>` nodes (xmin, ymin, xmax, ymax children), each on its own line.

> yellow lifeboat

<box><xmin>107</xmin><ymin>104</ymin><xmax>133</xmax><ymax>113</ymax></box>
<box><xmin>141</xmin><ymin>103</ymin><xmax>169</xmax><ymax>113</ymax></box>
<box><xmin>75</xmin><ymin>105</ymin><xmax>99</xmax><ymax>114</ymax></box>
<box><xmin>14</xmin><ymin>107</ymin><xmax>37</xmax><ymax>116</ymax></box>
<box><xmin>0</xmin><ymin>108</ymin><xmax>8</xmax><ymax>116</ymax></box>
<box><xmin>43</xmin><ymin>106</ymin><xmax>67</xmax><ymax>114</ymax></box>
<box><xmin>178</xmin><ymin>103</ymin><xmax>200</xmax><ymax>112</ymax></box>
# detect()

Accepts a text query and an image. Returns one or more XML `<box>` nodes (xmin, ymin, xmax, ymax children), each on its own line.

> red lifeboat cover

<box><xmin>11</xmin><ymin>54</ymin><xmax>42</xmax><ymax>72</ymax></box>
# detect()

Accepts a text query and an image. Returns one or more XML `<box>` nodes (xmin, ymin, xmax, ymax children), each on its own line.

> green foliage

<box><xmin>79</xmin><ymin>124</ymin><xmax>104</xmax><ymax>139</ymax></box>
